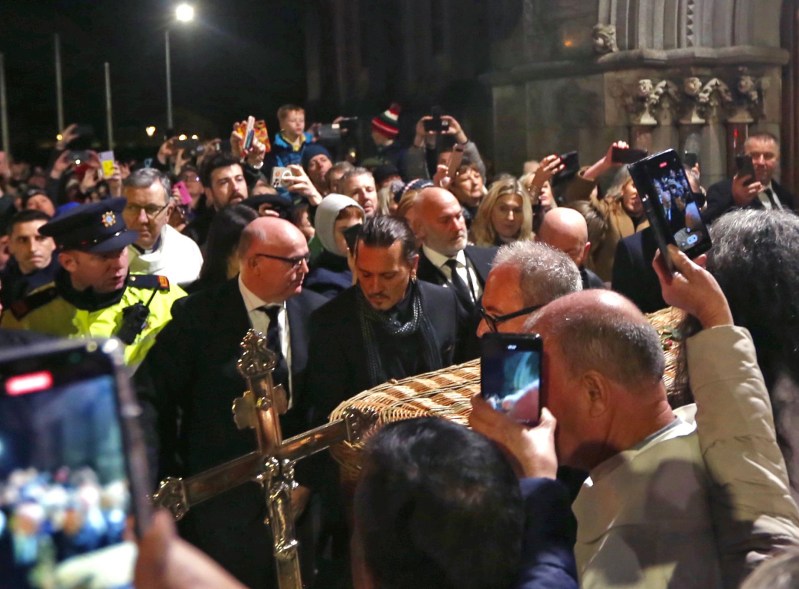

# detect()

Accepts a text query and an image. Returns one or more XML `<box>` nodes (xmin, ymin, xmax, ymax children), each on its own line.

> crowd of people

<box><xmin>1</xmin><ymin>100</ymin><xmax>799</xmax><ymax>589</ymax></box>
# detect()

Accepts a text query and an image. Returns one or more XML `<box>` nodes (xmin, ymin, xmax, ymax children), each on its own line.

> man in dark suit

<box><xmin>412</xmin><ymin>186</ymin><xmax>496</xmax><ymax>355</ymax></box>
<box><xmin>306</xmin><ymin>215</ymin><xmax>462</xmax><ymax>425</ymax></box>
<box><xmin>537</xmin><ymin>208</ymin><xmax>604</xmax><ymax>290</ymax></box>
<box><xmin>611</xmin><ymin>228</ymin><xmax>667</xmax><ymax>314</ymax></box>
<box><xmin>702</xmin><ymin>132</ymin><xmax>795</xmax><ymax>225</ymax></box>
<box><xmin>136</xmin><ymin>216</ymin><xmax>326</xmax><ymax>589</ymax></box>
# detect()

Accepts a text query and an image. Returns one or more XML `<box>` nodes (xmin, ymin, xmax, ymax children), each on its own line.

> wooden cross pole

<box><xmin>152</xmin><ymin>329</ymin><xmax>375</xmax><ymax>589</ymax></box>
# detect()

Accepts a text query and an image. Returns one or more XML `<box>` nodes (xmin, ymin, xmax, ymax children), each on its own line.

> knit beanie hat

<box><xmin>371</xmin><ymin>103</ymin><xmax>401</xmax><ymax>139</ymax></box>
<box><xmin>301</xmin><ymin>144</ymin><xmax>333</xmax><ymax>170</ymax></box>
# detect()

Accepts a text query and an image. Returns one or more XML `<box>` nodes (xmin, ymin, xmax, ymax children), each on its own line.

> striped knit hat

<box><xmin>371</xmin><ymin>103</ymin><xmax>401</xmax><ymax>138</ymax></box>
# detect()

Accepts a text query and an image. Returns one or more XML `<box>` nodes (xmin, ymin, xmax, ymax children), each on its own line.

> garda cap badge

<box><xmin>101</xmin><ymin>211</ymin><xmax>116</xmax><ymax>228</ymax></box>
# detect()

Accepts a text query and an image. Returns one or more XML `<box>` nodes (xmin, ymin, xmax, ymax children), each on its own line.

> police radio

<box><xmin>116</xmin><ymin>290</ymin><xmax>157</xmax><ymax>345</ymax></box>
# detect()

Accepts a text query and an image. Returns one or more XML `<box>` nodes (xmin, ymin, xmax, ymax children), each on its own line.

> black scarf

<box><xmin>356</xmin><ymin>280</ymin><xmax>443</xmax><ymax>386</ymax></box>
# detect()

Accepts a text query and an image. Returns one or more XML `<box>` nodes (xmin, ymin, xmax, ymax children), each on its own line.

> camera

<box><xmin>423</xmin><ymin>106</ymin><xmax>450</xmax><ymax>133</ymax></box>
<box><xmin>316</xmin><ymin>117</ymin><xmax>358</xmax><ymax>143</ymax></box>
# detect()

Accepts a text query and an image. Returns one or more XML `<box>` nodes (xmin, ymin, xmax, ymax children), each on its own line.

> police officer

<box><xmin>0</xmin><ymin>198</ymin><xmax>187</xmax><ymax>369</ymax></box>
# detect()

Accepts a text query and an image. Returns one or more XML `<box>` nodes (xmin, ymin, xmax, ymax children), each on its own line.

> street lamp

<box><xmin>165</xmin><ymin>3</ymin><xmax>195</xmax><ymax>131</ymax></box>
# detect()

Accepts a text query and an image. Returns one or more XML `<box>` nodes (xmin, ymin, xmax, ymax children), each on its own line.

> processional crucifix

<box><xmin>152</xmin><ymin>329</ymin><xmax>375</xmax><ymax>588</ymax></box>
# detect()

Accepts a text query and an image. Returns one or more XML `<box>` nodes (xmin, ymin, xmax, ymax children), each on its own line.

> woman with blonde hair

<box><xmin>470</xmin><ymin>175</ymin><xmax>534</xmax><ymax>247</ymax></box>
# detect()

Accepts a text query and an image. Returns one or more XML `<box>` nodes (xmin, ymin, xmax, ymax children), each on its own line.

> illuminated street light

<box><xmin>146</xmin><ymin>126</ymin><xmax>157</xmax><ymax>137</ymax></box>
<box><xmin>175</xmin><ymin>3</ymin><xmax>195</xmax><ymax>23</ymax></box>
<box><xmin>166</xmin><ymin>4</ymin><xmax>195</xmax><ymax>130</ymax></box>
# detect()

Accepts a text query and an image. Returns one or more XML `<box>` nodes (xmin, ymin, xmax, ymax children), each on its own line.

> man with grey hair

<box><xmin>473</xmin><ymin>248</ymin><xmax>799</xmax><ymax>588</ymax></box>
<box><xmin>477</xmin><ymin>240</ymin><xmax>581</xmax><ymax>337</ymax></box>
<box><xmin>122</xmin><ymin>168</ymin><xmax>203</xmax><ymax>286</ymax></box>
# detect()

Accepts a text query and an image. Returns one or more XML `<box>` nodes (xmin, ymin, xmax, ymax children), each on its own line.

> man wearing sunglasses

<box><xmin>123</xmin><ymin>168</ymin><xmax>203</xmax><ymax>287</ymax></box>
<box><xmin>136</xmin><ymin>216</ymin><xmax>327</xmax><ymax>589</ymax></box>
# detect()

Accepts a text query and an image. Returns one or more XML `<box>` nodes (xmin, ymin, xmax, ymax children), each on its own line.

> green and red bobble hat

<box><xmin>371</xmin><ymin>103</ymin><xmax>401</xmax><ymax>139</ymax></box>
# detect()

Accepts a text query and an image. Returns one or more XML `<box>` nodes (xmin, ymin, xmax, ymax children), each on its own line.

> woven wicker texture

<box><xmin>329</xmin><ymin>305</ymin><xmax>685</xmax><ymax>483</ymax></box>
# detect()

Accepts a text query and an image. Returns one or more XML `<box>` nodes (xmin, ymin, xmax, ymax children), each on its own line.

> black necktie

<box><xmin>445</xmin><ymin>259</ymin><xmax>472</xmax><ymax>307</ymax></box>
<box><xmin>262</xmin><ymin>306</ymin><xmax>289</xmax><ymax>395</ymax></box>
<box><xmin>764</xmin><ymin>188</ymin><xmax>781</xmax><ymax>209</ymax></box>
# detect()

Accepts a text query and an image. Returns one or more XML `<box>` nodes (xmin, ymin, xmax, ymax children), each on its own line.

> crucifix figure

<box><xmin>153</xmin><ymin>329</ymin><xmax>375</xmax><ymax>589</ymax></box>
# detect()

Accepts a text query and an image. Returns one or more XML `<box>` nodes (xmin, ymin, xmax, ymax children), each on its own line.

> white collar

<box><xmin>422</xmin><ymin>244</ymin><xmax>466</xmax><ymax>269</ymax></box>
<box><xmin>238</xmin><ymin>274</ymin><xmax>283</xmax><ymax>313</ymax></box>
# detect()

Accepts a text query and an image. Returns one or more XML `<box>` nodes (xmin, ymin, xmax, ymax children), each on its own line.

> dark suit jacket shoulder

<box><xmin>416</xmin><ymin>245</ymin><xmax>497</xmax><ymax>287</ymax></box>
<box><xmin>611</xmin><ymin>228</ymin><xmax>666</xmax><ymax>314</ymax></box>
<box><xmin>703</xmin><ymin>178</ymin><xmax>796</xmax><ymax>225</ymax></box>
<box><xmin>464</xmin><ymin>245</ymin><xmax>498</xmax><ymax>283</ymax></box>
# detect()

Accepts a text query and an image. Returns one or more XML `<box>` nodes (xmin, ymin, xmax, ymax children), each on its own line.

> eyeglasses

<box><xmin>479</xmin><ymin>304</ymin><xmax>544</xmax><ymax>333</ymax></box>
<box><xmin>123</xmin><ymin>202</ymin><xmax>170</xmax><ymax>220</ymax></box>
<box><xmin>253</xmin><ymin>252</ymin><xmax>311</xmax><ymax>269</ymax></box>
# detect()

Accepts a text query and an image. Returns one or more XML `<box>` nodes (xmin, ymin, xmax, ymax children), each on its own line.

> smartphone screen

<box><xmin>480</xmin><ymin>333</ymin><xmax>542</xmax><ymax>425</ymax></box>
<box><xmin>628</xmin><ymin>149</ymin><xmax>712</xmax><ymax>271</ymax></box>
<box><xmin>174</xmin><ymin>181</ymin><xmax>192</xmax><ymax>206</ymax></box>
<box><xmin>99</xmin><ymin>150</ymin><xmax>116</xmax><ymax>179</ymax></box>
<box><xmin>0</xmin><ymin>339</ymin><xmax>150</xmax><ymax>589</ymax></box>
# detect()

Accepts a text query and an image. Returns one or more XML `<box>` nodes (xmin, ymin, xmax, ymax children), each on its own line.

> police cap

<box><xmin>39</xmin><ymin>198</ymin><xmax>138</xmax><ymax>253</ymax></box>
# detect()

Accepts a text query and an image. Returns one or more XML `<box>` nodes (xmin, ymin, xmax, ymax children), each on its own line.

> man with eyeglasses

<box><xmin>477</xmin><ymin>240</ymin><xmax>582</xmax><ymax>337</ymax></box>
<box><xmin>123</xmin><ymin>168</ymin><xmax>203</xmax><ymax>287</ymax></box>
<box><xmin>0</xmin><ymin>198</ymin><xmax>186</xmax><ymax>369</ymax></box>
<box><xmin>135</xmin><ymin>216</ymin><xmax>326</xmax><ymax>589</ymax></box>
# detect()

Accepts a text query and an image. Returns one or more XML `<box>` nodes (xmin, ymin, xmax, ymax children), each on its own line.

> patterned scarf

<box><xmin>356</xmin><ymin>280</ymin><xmax>443</xmax><ymax>386</ymax></box>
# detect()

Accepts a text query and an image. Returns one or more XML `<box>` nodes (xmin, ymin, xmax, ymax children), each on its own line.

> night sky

<box><xmin>0</xmin><ymin>0</ymin><xmax>307</xmax><ymax>161</ymax></box>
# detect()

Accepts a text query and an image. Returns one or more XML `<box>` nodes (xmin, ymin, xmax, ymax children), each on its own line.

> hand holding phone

<box><xmin>0</xmin><ymin>339</ymin><xmax>152</xmax><ymax>585</ymax></box>
<box><xmin>469</xmin><ymin>395</ymin><xmax>557</xmax><ymax>479</ymax></box>
<box><xmin>551</xmin><ymin>151</ymin><xmax>580</xmax><ymax>185</ymax></box>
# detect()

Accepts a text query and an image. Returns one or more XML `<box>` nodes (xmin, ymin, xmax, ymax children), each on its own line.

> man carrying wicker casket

<box><xmin>305</xmin><ymin>215</ymin><xmax>468</xmax><ymax>424</ymax></box>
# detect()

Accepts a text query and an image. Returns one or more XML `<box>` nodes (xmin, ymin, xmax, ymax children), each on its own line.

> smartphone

<box><xmin>68</xmin><ymin>149</ymin><xmax>91</xmax><ymax>164</ymax></box>
<box><xmin>551</xmin><ymin>151</ymin><xmax>580</xmax><ymax>184</ymax></box>
<box><xmin>175</xmin><ymin>138</ymin><xmax>200</xmax><ymax>151</ymax></box>
<box><xmin>683</xmin><ymin>151</ymin><xmax>699</xmax><ymax>168</ymax></box>
<box><xmin>0</xmin><ymin>339</ymin><xmax>152</xmax><ymax>587</ymax></box>
<box><xmin>74</xmin><ymin>124</ymin><xmax>94</xmax><ymax>138</ymax></box>
<box><xmin>423</xmin><ymin>106</ymin><xmax>450</xmax><ymax>133</ymax></box>
<box><xmin>271</xmin><ymin>166</ymin><xmax>295</xmax><ymax>188</ymax></box>
<box><xmin>243</xmin><ymin>115</ymin><xmax>256</xmax><ymax>151</ymax></box>
<box><xmin>612</xmin><ymin>146</ymin><xmax>648</xmax><ymax>164</ymax></box>
<box><xmin>735</xmin><ymin>154</ymin><xmax>756</xmax><ymax>185</ymax></box>
<box><xmin>447</xmin><ymin>143</ymin><xmax>465</xmax><ymax>178</ymax></box>
<box><xmin>628</xmin><ymin>149</ymin><xmax>712</xmax><ymax>272</ymax></box>
<box><xmin>99</xmin><ymin>150</ymin><xmax>116</xmax><ymax>179</ymax></box>
<box><xmin>174</xmin><ymin>181</ymin><xmax>192</xmax><ymax>206</ymax></box>
<box><xmin>480</xmin><ymin>333</ymin><xmax>543</xmax><ymax>425</ymax></box>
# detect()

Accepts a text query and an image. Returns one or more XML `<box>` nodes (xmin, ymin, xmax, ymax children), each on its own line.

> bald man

<box><xmin>537</xmin><ymin>207</ymin><xmax>604</xmax><ymax>289</ymax></box>
<box><xmin>413</xmin><ymin>186</ymin><xmax>496</xmax><ymax>327</ymax></box>
<box><xmin>473</xmin><ymin>253</ymin><xmax>799</xmax><ymax>588</ymax></box>
<box><xmin>136</xmin><ymin>216</ymin><xmax>327</xmax><ymax>588</ymax></box>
